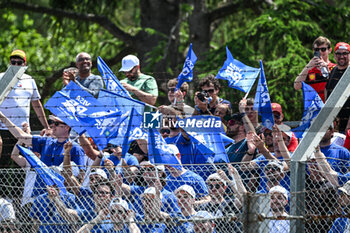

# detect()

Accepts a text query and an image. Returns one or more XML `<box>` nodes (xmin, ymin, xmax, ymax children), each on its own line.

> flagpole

<box><xmin>243</xmin><ymin>91</ymin><xmax>250</xmax><ymax>99</ymax></box>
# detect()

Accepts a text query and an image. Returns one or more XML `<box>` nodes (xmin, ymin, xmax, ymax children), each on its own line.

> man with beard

<box><xmin>64</xmin><ymin>52</ymin><xmax>103</xmax><ymax>97</ymax></box>
<box><xmin>119</xmin><ymin>55</ymin><xmax>158</xmax><ymax>111</ymax></box>
<box><xmin>325</xmin><ymin>42</ymin><xmax>350</xmax><ymax>133</ymax></box>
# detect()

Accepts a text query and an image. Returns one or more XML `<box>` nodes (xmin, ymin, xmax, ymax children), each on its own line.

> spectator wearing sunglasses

<box><xmin>63</xmin><ymin>52</ymin><xmax>104</xmax><ymax>97</ymax></box>
<box><xmin>0</xmin><ymin>49</ymin><xmax>50</xmax><ymax>168</ymax></box>
<box><xmin>193</xmin><ymin>74</ymin><xmax>231</xmax><ymax>116</ymax></box>
<box><xmin>294</xmin><ymin>36</ymin><xmax>336</xmax><ymax>102</ymax></box>
<box><xmin>326</xmin><ymin>42</ymin><xmax>350</xmax><ymax>133</ymax></box>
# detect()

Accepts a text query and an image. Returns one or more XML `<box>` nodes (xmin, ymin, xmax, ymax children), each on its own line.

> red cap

<box><xmin>334</xmin><ymin>42</ymin><xmax>350</xmax><ymax>53</ymax></box>
<box><xmin>271</xmin><ymin>103</ymin><xmax>283</xmax><ymax>115</ymax></box>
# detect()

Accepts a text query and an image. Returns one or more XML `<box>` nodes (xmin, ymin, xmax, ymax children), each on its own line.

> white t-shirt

<box><xmin>0</xmin><ymin>73</ymin><xmax>40</xmax><ymax>130</ymax></box>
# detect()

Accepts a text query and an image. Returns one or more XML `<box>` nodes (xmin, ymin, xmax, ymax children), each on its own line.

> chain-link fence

<box><xmin>1</xmin><ymin>157</ymin><xmax>350</xmax><ymax>233</ymax></box>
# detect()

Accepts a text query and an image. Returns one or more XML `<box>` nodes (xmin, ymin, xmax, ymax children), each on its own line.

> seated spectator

<box><xmin>258</xmin><ymin>160</ymin><xmax>286</xmax><ymax>193</ymax></box>
<box><xmin>199</xmin><ymin>166</ymin><xmax>247</xmax><ymax>233</ymax></box>
<box><xmin>0</xmin><ymin>198</ymin><xmax>18</xmax><ymax>233</ymax></box>
<box><xmin>30</xmin><ymin>186</ymin><xmax>78</xmax><ymax>232</ymax></box>
<box><xmin>329</xmin><ymin>181</ymin><xmax>350</xmax><ymax>233</ymax></box>
<box><xmin>166</xmin><ymin>78</ymin><xmax>194</xmax><ymax>117</ymax></box>
<box><xmin>175</xmin><ymin>184</ymin><xmax>197</xmax><ymax>218</ymax></box>
<box><xmin>77</xmin><ymin>197</ymin><xmax>139</xmax><ymax>233</ymax></box>
<box><xmin>193</xmin><ymin>74</ymin><xmax>231</xmax><ymax>115</ymax></box>
<box><xmin>268</xmin><ymin>186</ymin><xmax>290</xmax><ymax>233</ymax></box>
<box><xmin>191</xmin><ymin>211</ymin><xmax>215</xmax><ymax>233</ymax></box>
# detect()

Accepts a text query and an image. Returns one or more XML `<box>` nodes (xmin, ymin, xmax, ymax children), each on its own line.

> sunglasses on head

<box><xmin>160</xmin><ymin>128</ymin><xmax>170</xmax><ymax>134</ymax></box>
<box><xmin>208</xmin><ymin>183</ymin><xmax>223</xmax><ymax>189</ymax></box>
<box><xmin>314</xmin><ymin>47</ymin><xmax>328</xmax><ymax>52</ymax></box>
<box><xmin>335</xmin><ymin>52</ymin><xmax>350</xmax><ymax>56</ymax></box>
<box><xmin>203</xmin><ymin>89</ymin><xmax>215</xmax><ymax>94</ymax></box>
<box><xmin>10</xmin><ymin>60</ymin><xmax>24</xmax><ymax>65</ymax></box>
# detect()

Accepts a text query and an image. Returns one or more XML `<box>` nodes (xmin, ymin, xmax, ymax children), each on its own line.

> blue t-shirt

<box><xmin>321</xmin><ymin>143</ymin><xmax>350</xmax><ymax>174</ymax></box>
<box><xmin>164</xmin><ymin>170</ymin><xmax>209</xmax><ymax>198</ymax></box>
<box><xmin>329</xmin><ymin>216</ymin><xmax>349</xmax><ymax>233</ymax></box>
<box><xmin>91</xmin><ymin>219</ymin><xmax>130</xmax><ymax>233</ymax></box>
<box><xmin>29</xmin><ymin>192</ymin><xmax>78</xmax><ymax>233</ymax></box>
<box><xmin>32</xmin><ymin>136</ymin><xmax>86</xmax><ymax>167</ymax></box>
<box><xmin>101</xmin><ymin>153</ymin><xmax>139</xmax><ymax>167</ymax></box>
<box><xmin>75</xmin><ymin>187</ymin><xmax>95</xmax><ymax>222</ymax></box>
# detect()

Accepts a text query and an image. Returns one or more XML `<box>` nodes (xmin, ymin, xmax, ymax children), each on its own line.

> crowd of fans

<box><xmin>0</xmin><ymin>36</ymin><xmax>350</xmax><ymax>232</ymax></box>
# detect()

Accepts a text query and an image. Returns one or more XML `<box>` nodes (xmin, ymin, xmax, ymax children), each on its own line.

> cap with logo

<box><xmin>10</xmin><ymin>49</ymin><xmax>27</xmax><ymax>63</ymax></box>
<box><xmin>334</xmin><ymin>42</ymin><xmax>350</xmax><ymax>53</ymax></box>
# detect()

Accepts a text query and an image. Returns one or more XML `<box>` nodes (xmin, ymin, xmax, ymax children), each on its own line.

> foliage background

<box><xmin>1</xmin><ymin>0</ymin><xmax>350</xmax><ymax>129</ymax></box>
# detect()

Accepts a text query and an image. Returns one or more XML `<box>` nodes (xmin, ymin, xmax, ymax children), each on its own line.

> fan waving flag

<box><xmin>17</xmin><ymin>145</ymin><xmax>67</xmax><ymax>194</ymax></box>
<box><xmin>175</xmin><ymin>43</ymin><xmax>197</xmax><ymax>91</ymax></box>
<box><xmin>253</xmin><ymin>60</ymin><xmax>274</xmax><ymax>130</ymax></box>
<box><xmin>97</xmin><ymin>56</ymin><xmax>131</xmax><ymax>98</ymax></box>
<box><xmin>292</xmin><ymin>82</ymin><xmax>324</xmax><ymax>138</ymax></box>
<box><xmin>216</xmin><ymin>47</ymin><xmax>260</xmax><ymax>93</ymax></box>
<box><xmin>148</xmin><ymin>128</ymin><xmax>181</xmax><ymax>170</ymax></box>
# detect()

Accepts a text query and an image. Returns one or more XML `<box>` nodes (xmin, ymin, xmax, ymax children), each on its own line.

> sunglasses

<box><xmin>50</xmin><ymin>121</ymin><xmax>66</xmax><ymax>126</ymax></box>
<box><xmin>111</xmin><ymin>209</ymin><xmax>125</xmax><ymax>215</ymax></box>
<box><xmin>263</xmin><ymin>131</ymin><xmax>273</xmax><ymax>137</ymax></box>
<box><xmin>10</xmin><ymin>60</ymin><xmax>24</xmax><ymax>65</ymax></box>
<box><xmin>94</xmin><ymin>190</ymin><xmax>111</xmax><ymax>196</ymax></box>
<box><xmin>228</xmin><ymin>119</ymin><xmax>241</xmax><ymax>126</ymax></box>
<box><xmin>335</xmin><ymin>52</ymin><xmax>350</xmax><ymax>56</ymax></box>
<box><xmin>203</xmin><ymin>89</ymin><xmax>215</xmax><ymax>94</ymax></box>
<box><xmin>168</xmin><ymin>88</ymin><xmax>176</xmax><ymax>93</ymax></box>
<box><xmin>160</xmin><ymin>128</ymin><xmax>170</xmax><ymax>134</ymax></box>
<box><xmin>77</xmin><ymin>57</ymin><xmax>91</xmax><ymax>62</ymax></box>
<box><xmin>314</xmin><ymin>47</ymin><xmax>328</xmax><ymax>52</ymax></box>
<box><xmin>208</xmin><ymin>183</ymin><xmax>223</xmax><ymax>189</ymax></box>
<box><xmin>264</xmin><ymin>166</ymin><xmax>280</xmax><ymax>172</ymax></box>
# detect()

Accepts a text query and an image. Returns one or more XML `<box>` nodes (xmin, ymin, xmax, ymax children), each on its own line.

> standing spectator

<box><xmin>64</xmin><ymin>52</ymin><xmax>104</xmax><ymax>97</ymax></box>
<box><xmin>119</xmin><ymin>55</ymin><xmax>158</xmax><ymax>110</ymax></box>
<box><xmin>0</xmin><ymin>49</ymin><xmax>49</xmax><ymax>166</ymax></box>
<box><xmin>191</xmin><ymin>211</ymin><xmax>215</xmax><ymax>233</ymax></box>
<box><xmin>193</xmin><ymin>74</ymin><xmax>231</xmax><ymax>115</ymax></box>
<box><xmin>294</xmin><ymin>36</ymin><xmax>336</xmax><ymax>102</ymax></box>
<box><xmin>268</xmin><ymin>186</ymin><xmax>290</xmax><ymax>232</ymax></box>
<box><xmin>325</xmin><ymin>42</ymin><xmax>350</xmax><ymax>133</ymax></box>
<box><xmin>166</xmin><ymin>78</ymin><xmax>194</xmax><ymax>117</ymax></box>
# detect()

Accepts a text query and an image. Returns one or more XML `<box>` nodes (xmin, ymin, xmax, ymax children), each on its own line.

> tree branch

<box><xmin>5</xmin><ymin>1</ymin><xmax>135</xmax><ymax>45</ymax></box>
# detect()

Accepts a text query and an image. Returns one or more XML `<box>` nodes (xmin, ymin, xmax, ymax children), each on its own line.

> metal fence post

<box><xmin>290</xmin><ymin>160</ymin><xmax>305</xmax><ymax>233</ymax></box>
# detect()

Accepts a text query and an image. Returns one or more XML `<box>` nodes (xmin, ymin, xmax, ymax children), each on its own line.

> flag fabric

<box><xmin>253</xmin><ymin>60</ymin><xmax>274</xmax><ymax>130</ymax></box>
<box><xmin>177</xmin><ymin>116</ymin><xmax>229</xmax><ymax>163</ymax></box>
<box><xmin>97</xmin><ymin>56</ymin><xmax>131</xmax><ymax>98</ymax></box>
<box><xmin>147</xmin><ymin>128</ymin><xmax>181</xmax><ymax>170</ymax></box>
<box><xmin>292</xmin><ymin>82</ymin><xmax>324</xmax><ymax>138</ymax></box>
<box><xmin>17</xmin><ymin>145</ymin><xmax>67</xmax><ymax>194</ymax></box>
<box><xmin>175</xmin><ymin>43</ymin><xmax>197</xmax><ymax>91</ymax></box>
<box><xmin>216</xmin><ymin>46</ymin><xmax>260</xmax><ymax>93</ymax></box>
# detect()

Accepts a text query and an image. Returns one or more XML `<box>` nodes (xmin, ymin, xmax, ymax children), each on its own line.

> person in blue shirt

<box><xmin>175</xmin><ymin>185</ymin><xmax>197</xmax><ymax>233</ymax></box>
<box><xmin>30</xmin><ymin>186</ymin><xmax>79</xmax><ymax>233</ymax></box>
<box><xmin>191</xmin><ymin>211</ymin><xmax>216</xmax><ymax>233</ymax></box>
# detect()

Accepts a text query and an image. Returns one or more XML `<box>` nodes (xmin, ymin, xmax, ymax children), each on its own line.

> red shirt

<box><xmin>306</xmin><ymin>62</ymin><xmax>336</xmax><ymax>102</ymax></box>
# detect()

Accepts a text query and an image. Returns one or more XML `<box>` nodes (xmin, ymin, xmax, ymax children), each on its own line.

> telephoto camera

<box><xmin>196</xmin><ymin>91</ymin><xmax>208</xmax><ymax>102</ymax></box>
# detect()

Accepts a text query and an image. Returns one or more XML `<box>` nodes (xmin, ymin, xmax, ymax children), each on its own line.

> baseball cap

<box><xmin>175</xmin><ymin>184</ymin><xmax>196</xmax><ymax>199</ymax></box>
<box><xmin>51</xmin><ymin>162</ymin><xmax>80</xmax><ymax>177</ymax></box>
<box><xmin>192</xmin><ymin>211</ymin><xmax>213</xmax><ymax>220</ymax></box>
<box><xmin>277</xmin><ymin>124</ymin><xmax>292</xmax><ymax>138</ymax></box>
<box><xmin>140</xmin><ymin>160</ymin><xmax>165</xmax><ymax>173</ymax></box>
<box><xmin>49</xmin><ymin>115</ymin><xmax>65</xmax><ymax>124</ymax></box>
<box><xmin>89</xmin><ymin>168</ymin><xmax>108</xmax><ymax>180</ymax></box>
<box><xmin>271</xmin><ymin>103</ymin><xmax>283</xmax><ymax>115</ymax></box>
<box><xmin>339</xmin><ymin>181</ymin><xmax>350</xmax><ymax>196</ymax></box>
<box><xmin>264</xmin><ymin>160</ymin><xmax>284</xmax><ymax>173</ymax></box>
<box><xmin>109</xmin><ymin>197</ymin><xmax>129</xmax><ymax>211</ymax></box>
<box><xmin>10</xmin><ymin>49</ymin><xmax>26</xmax><ymax>63</ymax></box>
<box><xmin>142</xmin><ymin>187</ymin><xmax>163</xmax><ymax>199</ymax></box>
<box><xmin>269</xmin><ymin>185</ymin><xmax>289</xmax><ymax>200</ymax></box>
<box><xmin>206</xmin><ymin>173</ymin><xmax>227</xmax><ymax>186</ymax></box>
<box><xmin>334</xmin><ymin>42</ymin><xmax>350</xmax><ymax>53</ymax></box>
<box><xmin>224</xmin><ymin>113</ymin><xmax>244</xmax><ymax>124</ymax></box>
<box><xmin>119</xmin><ymin>55</ymin><xmax>139</xmax><ymax>72</ymax></box>
<box><xmin>0</xmin><ymin>198</ymin><xmax>16</xmax><ymax>222</ymax></box>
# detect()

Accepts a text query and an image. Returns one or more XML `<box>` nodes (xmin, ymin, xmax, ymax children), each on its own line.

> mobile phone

<box><xmin>314</xmin><ymin>50</ymin><xmax>321</xmax><ymax>58</ymax></box>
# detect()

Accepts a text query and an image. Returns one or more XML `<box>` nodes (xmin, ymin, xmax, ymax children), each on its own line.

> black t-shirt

<box><xmin>325</xmin><ymin>66</ymin><xmax>350</xmax><ymax>132</ymax></box>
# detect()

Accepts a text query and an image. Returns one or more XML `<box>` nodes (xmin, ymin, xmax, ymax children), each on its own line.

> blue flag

<box><xmin>292</xmin><ymin>82</ymin><xmax>324</xmax><ymax>138</ymax></box>
<box><xmin>216</xmin><ymin>47</ymin><xmax>260</xmax><ymax>93</ymax></box>
<box><xmin>17</xmin><ymin>145</ymin><xmax>67</xmax><ymax>194</ymax></box>
<box><xmin>253</xmin><ymin>60</ymin><xmax>274</xmax><ymax>129</ymax></box>
<box><xmin>97</xmin><ymin>56</ymin><xmax>131</xmax><ymax>98</ymax></box>
<box><xmin>176</xmin><ymin>43</ymin><xmax>197</xmax><ymax>91</ymax></box>
<box><xmin>148</xmin><ymin>128</ymin><xmax>181</xmax><ymax>169</ymax></box>
<box><xmin>177</xmin><ymin>116</ymin><xmax>229</xmax><ymax>163</ymax></box>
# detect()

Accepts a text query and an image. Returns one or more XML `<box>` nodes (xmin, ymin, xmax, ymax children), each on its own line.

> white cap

<box><xmin>109</xmin><ymin>197</ymin><xmax>129</xmax><ymax>211</ymax></box>
<box><xmin>264</xmin><ymin>160</ymin><xmax>284</xmax><ymax>173</ymax></box>
<box><xmin>52</xmin><ymin>162</ymin><xmax>80</xmax><ymax>177</ymax></box>
<box><xmin>0</xmin><ymin>198</ymin><xmax>16</xmax><ymax>222</ymax></box>
<box><xmin>168</xmin><ymin>144</ymin><xmax>180</xmax><ymax>156</ymax></box>
<box><xmin>339</xmin><ymin>181</ymin><xmax>350</xmax><ymax>196</ymax></box>
<box><xmin>206</xmin><ymin>173</ymin><xmax>227</xmax><ymax>186</ymax></box>
<box><xmin>269</xmin><ymin>185</ymin><xmax>289</xmax><ymax>200</ymax></box>
<box><xmin>49</xmin><ymin>115</ymin><xmax>65</xmax><ymax>124</ymax></box>
<box><xmin>89</xmin><ymin>168</ymin><xmax>108</xmax><ymax>180</ymax></box>
<box><xmin>175</xmin><ymin>184</ymin><xmax>196</xmax><ymax>199</ymax></box>
<box><xmin>192</xmin><ymin>211</ymin><xmax>213</xmax><ymax>220</ymax></box>
<box><xmin>140</xmin><ymin>161</ymin><xmax>165</xmax><ymax>172</ymax></box>
<box><xmin>142</xmin><ymin>187</ymin><xmax>163</xmax><ymax>200</ymax></box>
<box><xmin>119</xmin><ymin>55</ymin><xmax>139</xmax><ymax>72</ymax></box>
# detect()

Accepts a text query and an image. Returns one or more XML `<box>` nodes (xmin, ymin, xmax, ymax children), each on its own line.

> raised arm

<box><xmin>0</xmin><ymin>111</ymin><xmax>32</xmax><ymax>146</ymax></box>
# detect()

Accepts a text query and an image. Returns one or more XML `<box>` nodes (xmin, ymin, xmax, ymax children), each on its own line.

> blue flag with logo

<box><xmin>292</xmin><ymin>82</ymin><xmax>324</xmax><ymax>138</ymax></box>
<box><xmin>148</xmin><ymin>128</ymin><xmax>181</xmax><ymax>170</ymax></box>
<box><xmin>175</xmin><ymin>43</ymin><xmax>197</xmax><ymax>91</ymax></box>
<box><xmin>216</xmin><ymin>47</ymin><xmax>260</xmax><ymax>93</ymax></box>
<box><xmin>253</xmin><ymin>60</ymin><xmax>274</xmax><ymax>130</ymax></box>
<box><xmin>97</xmin><ymin>56</ymin><xmax>131</xmax><ymax>98</ymax></box>
<box><xmin>176</xmin><ymin>116</ymin><xmax>229</xmax><ymax>163</ymax></box>
<box><xmin>17</xmin><ymin>145</ymin><xmax>67</xmax><ymax>194</ymax></box>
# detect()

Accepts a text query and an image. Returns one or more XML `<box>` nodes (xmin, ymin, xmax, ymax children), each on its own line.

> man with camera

<box><xmin>193</xmin><ymin>74</ymin><xmax>231</xmax><ymax>115</ymax></box>
<box><xmin>294</xmin><ymin>36</ymin><xmax>336</xmax><ymax>102</ymax></box>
